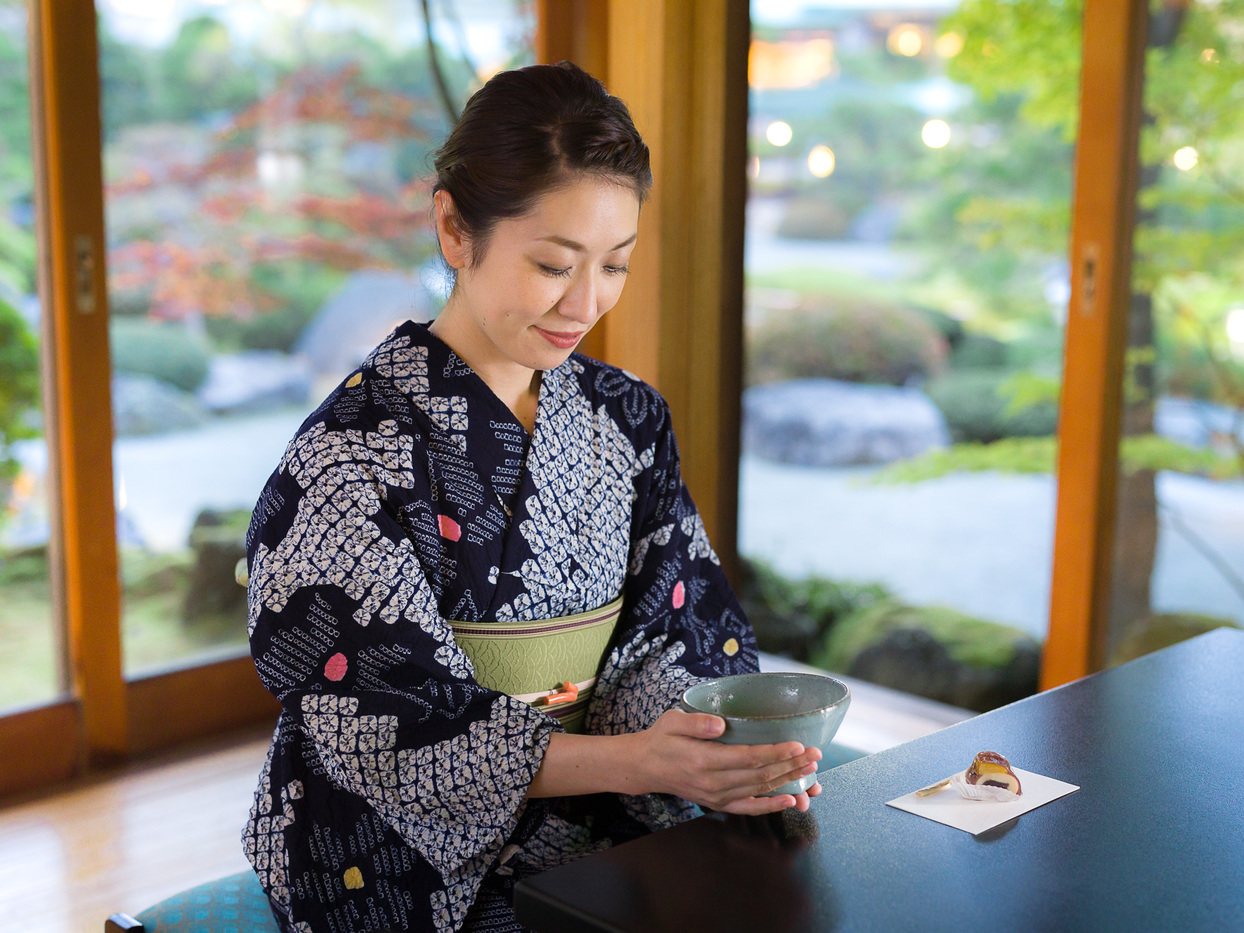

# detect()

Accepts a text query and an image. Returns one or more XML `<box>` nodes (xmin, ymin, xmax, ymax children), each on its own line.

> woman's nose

<box><xmin>558</xmin><ymin>272</ymin><xmax>600</xmax><ymax>324</ymax></box>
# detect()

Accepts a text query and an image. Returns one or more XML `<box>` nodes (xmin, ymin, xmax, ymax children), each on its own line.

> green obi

<box><xmin>450</xmin><ymin>595</ymin><xmax>623</xmax><ymax>734</ymax></box>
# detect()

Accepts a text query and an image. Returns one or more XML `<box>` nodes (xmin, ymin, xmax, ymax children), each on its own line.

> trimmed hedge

<box><xmin>925</xmin><ymin>369</ymin><xmax>1058</xmax><ymax>443</ymax></box>
<box><xmin>748</xmin><ymin>295</ymin><xmax>949</xmax><ymax>387</ymax></box>
<box><xmin>110</xmin><ymin>319</ymin><xmax>210</xmax><ymax>392</ymax></box>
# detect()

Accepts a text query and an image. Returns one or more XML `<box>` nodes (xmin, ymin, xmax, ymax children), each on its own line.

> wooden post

<box><xmin>603</xmin><ymin>0</ymin><xmax>749</xmax><ymax>581</ymax></box>
<box><xmin>29</xmin><ymin>0</ymin><xmax>126</xmax><ymax>758</ymax></box>
<box><xmin>535</xmin><ymin>0</ymin><xmax>610</xmax><ymax>364</ymax></box>
<box><xmin>1042</xmin><ymin>0</ymin><xmax>1148</xmax><ymax>689</ymax></box>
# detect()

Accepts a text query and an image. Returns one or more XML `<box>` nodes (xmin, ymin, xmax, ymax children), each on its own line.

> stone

<box><xmin>112</xmin><ymin>374</ymin><xmax>206</xmax><ymax>437</ymax></box>
<box><xmin>197</xmin><ymin>351</ymin><xmax>312</xmax><ymax>415</ymax></box>
<box><xmin>1109</xmin><ymin>612</ymin><xmax>1241</xmax><ymax>667</ymax></box>
<box><xmin>296</xmin><ymin>269</ymin><xmax>434</xmax><ymax>379</ymax></box>
<box><xmin>742</xmin><ymin>378</ymin><xmax>950</xmax><ymax>467</ymax></box>
<box><xmin>182</xmin><ymin>508</ymin><xmax>251</xmax><ymax>624</ymax></box>
<box><xmin>814</xmin><ymin>599</ymin><xmax>1041</xmax><ymax>712</ymax></box>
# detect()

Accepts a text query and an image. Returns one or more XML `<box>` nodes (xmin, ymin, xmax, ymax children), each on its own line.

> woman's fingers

<box><xmin>719</xmin><ymin>793</ymin><xmax>800</xmax><ymax>816</ymax></box>
<box><xmin>646</xmin><ymin>709</ymin><xmax>827</xmax><ymax>811</ymax></box>
<box><xmin>661</xmin><ymin>709</ymin><xmax>726</xmax><ymax>739</ymax></box>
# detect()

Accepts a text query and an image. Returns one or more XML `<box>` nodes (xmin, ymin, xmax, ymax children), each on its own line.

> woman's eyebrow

<box><xmin>539</xmin><ymin>233</ymin><xmax>637</xmax><ymax>252</ymax></box>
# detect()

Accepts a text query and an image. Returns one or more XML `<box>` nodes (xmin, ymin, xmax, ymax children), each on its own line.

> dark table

<box><xmin>515</xmin><ymin>628</ymin><xmax>1244</xmax><ymax>932</ymax></box>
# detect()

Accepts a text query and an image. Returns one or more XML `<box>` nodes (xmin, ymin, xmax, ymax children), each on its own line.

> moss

<box><xmin>814</xmin><ymin>599</ymin><xmax>1032</xmax><ymax>672</ymax></box>
<box><xmin>1110</xmin><ymin>612</ymin><xmax>1241</xmax><ymax>667</ymax></box>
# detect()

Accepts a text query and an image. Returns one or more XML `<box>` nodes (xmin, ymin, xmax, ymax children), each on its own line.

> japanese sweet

<box><xmin>680</xmin><ymin>671</ymin><xmax>851</xmax><ymax>797</ymax></box>
<box><xmin>965</xmin><ymin>750</ymin><xmax>1023</xmax><ymax>795</ymax></box>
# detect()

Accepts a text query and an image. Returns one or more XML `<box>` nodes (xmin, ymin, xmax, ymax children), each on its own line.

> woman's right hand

<box><xmin>632</xmin><ymin>708</ymin><xmax>822</xmax><ymax>815</ymax></box>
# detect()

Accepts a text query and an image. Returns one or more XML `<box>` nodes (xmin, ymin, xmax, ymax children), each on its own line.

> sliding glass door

<box><xmin>0</xmin><ymin>0</ymin><xmax>60</xmax><ymax>713</ymax></box>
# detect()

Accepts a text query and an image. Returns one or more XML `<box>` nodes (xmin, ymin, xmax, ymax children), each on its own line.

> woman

<box><xmin>243</xmin><ymin>61</ymin><xmax>822</xmax><ymax>933</ymax></box>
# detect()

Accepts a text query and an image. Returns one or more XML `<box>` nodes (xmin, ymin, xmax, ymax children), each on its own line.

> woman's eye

<box><xmin>605</xmin><ymin>265</ymin><xmax>630</xmax><ymax>276</ymax></box>
<box><xmin>538</xmin><ymin>264</ymin><xmax>572</xmax><ymax>278</ymax></box>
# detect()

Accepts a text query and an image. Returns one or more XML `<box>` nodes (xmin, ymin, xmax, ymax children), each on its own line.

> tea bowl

<box><xmin>680</xmin><ymin>671</ymin><xmax>851</xmax><ymax>797</ymax></box>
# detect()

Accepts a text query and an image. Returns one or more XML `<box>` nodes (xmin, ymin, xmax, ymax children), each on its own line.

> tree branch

<box><xmin>1160</xmin><ymin>500</ymin><xmax>1244</xmax><ymax>607</ymax></box>
<box><xmin>418</xmin><ymin>0</ymin><xmax>459</xmax><ymax>124</ymax></box>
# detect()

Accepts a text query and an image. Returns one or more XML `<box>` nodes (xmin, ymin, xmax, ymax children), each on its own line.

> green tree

<box><xmin>0</xmin><ymin>297</ymin><xmax>38</xmax><ymax>517</ymax></box>
<box><xmin>933</xmin><ymin>0</ymin><xmax>1244</xmax><ymax>650</ymax></box>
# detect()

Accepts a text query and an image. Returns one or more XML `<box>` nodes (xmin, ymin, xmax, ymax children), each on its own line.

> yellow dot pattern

<box><xmin>723</xmin><ymin>638</ymin><xmax>739</xmax><ymax>656</ymax></box>
<box><xmin>346</xmin><ymin>373</ymin><xmax>363</xmax><ymax>388</ymax></box>
<box><xmin>343</xmin><ymin>866</ymin><xmax>364</xmax><ymax>890</ymax></box>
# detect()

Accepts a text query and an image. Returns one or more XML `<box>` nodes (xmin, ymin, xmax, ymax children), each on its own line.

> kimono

<box><xmin>242</xmin><ymin>321</ymin><xmax>758</xmax><ymax>933</ymax></box>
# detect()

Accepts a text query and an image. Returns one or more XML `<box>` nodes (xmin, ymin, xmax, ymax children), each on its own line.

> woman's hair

<box><xmin>432</xmin><ymin>61</ymin><xmax>651</xmax><ymax>266</ymax></box>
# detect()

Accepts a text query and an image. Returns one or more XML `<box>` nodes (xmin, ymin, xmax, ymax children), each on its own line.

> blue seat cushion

<box><xmin>137</xmin><ymin>871</ymin><xmax>280</xmax><ymax>933</ymax></box>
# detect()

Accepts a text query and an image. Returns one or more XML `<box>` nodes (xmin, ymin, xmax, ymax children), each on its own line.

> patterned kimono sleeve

<box><xmin>245</xmin><ymin>417</ymin><xmax>559</xmax><ymax>927</ymax></box>
<box><xmin>586</xmin><ymin>392</ymin><xmax>760</xmax><ymax>763</ymax></box>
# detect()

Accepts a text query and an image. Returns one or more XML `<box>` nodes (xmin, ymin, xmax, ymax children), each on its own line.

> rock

<box><xmin>182</xmin><ymin>508</ymin><xmax>251</xmax><ymax>624</ymax></box>
<box><xmin>296</xmin><ymin>269</ymin><xmax>433</xmax><ymax>379</ymax></box>
<box><xmin>1109</xmin><ymin>612</ymin><xmax>1241</xmax><ymax>667</ymax></box>
<box><xmin>112</xmin><ymin>374</ymin><xmax>206</xmax><ymax>437</ymax></box>
<box><xmin>742</xmin><ymin>378</ymin><xmax>950</xmax><ymax>467</ymax></box>
<box><xmin>813</xmin><ymin>599</ymin><xmax>1041</xmax><ymax>712</ymax></box>
<box><xmin>1155</xmin><ymin>397</ymin><xmax>1244</xmax><ymax>449</ymax></box>
<box><xmin>197</xmin><ymin>351</ymin><xmax>312</xmax><ymax>414</ymax></box>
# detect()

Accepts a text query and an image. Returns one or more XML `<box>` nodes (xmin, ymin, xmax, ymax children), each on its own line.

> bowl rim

<box><xmin>680</xmin><ymin>671</ymin><xmax>851</xmax><ymax>721</ymax></box>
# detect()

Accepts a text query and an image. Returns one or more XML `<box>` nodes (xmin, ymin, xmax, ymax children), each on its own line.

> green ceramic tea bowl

<box><xmin>680</xmin><ymin>671</ymin><xmax>851</xmax><ymax>797</ymax></box>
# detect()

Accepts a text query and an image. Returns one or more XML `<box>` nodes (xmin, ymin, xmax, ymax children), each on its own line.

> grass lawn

<box><xmin>0</xmin><ymin>547</ymin><xmax>249</xmax><ymax>711</ymax></box>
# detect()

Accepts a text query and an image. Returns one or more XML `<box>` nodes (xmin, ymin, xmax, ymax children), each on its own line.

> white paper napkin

<box><xmin>886</xmin><ymin>767</ymin><xmax>1079</xmax><ymax>835</ymax></box>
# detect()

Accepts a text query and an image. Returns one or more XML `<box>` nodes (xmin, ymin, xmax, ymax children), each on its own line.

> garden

<box><xmin>737</xmin><ymin>0</ymin><xmax>1244</xmax><ymax>709</ymax></box>
<box><xmin>2</xmin><ymin>0</ymin><xmax>1243</xmax><ymax>714</ymax></box>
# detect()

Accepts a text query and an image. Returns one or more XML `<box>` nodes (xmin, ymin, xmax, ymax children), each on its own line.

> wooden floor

<box><xmin>0</xmin><ymin>724</ymin><xmax>275</xmax><ymax>933</ymax></box>
<box><xmin>0</xmin><ymin>661</ymin><xmax>968</xmax><ymax>933</ymax></box>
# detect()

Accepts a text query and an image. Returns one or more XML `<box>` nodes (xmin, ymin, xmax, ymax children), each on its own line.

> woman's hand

<box><xmin>631</xmin><ymin>708</ymin><xmax>823</xmax><ymax>815</ymax></box>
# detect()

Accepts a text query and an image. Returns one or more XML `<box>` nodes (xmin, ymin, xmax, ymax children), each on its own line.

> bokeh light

<box><xmin>766</xmin><ymin>120</ymin><xmax>794</xmax><ymax>147</ymax></box>
<box><xmin>1173</xmin><ymin>146</ymin><xmax>1199</xmax><ymax>171</ymax></box>
<box><xmin>888</xmin><ymin>25</ymin><xmax>923</xmax><ymax>57</ymax></box>
<box><xmin>922</xmin><ymin>119</ymin><xmax>951</xmax><ymax>149</ymax></box>
<box><xmin>935</xmin><ymin>33</ymin><xmax>964</xmax><ymax>58</ymax></box>
<box><xmin>807</xmin><ymin>146</ymin><xmax>836</xmax><ymax>178</ymax></box>
<box><xmin>1226</xmin><ymin>308</ymin><xmax>1244</xmax><ymax>354</ymax></box>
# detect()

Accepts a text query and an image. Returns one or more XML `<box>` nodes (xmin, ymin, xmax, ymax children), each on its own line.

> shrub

<box><xmin>738</xmin><ymin>559</ymin><xmax>890</xmax><ymax>660</ymax></box>
<box><xmin>810</xmin><ymin>598</ymin><xmax>1042</xmax><ymax>711</ymax></box>
<box><xmin>747</xmin><ymin>295</ymin><xmax>949</xmax><ymax>387</ymax></box>
<box><xmin>775</xmin><ymin>193</ymin><xmax>857</xmax><ymax>241</ymax></box>
<box><xmin>951</xmin><ymin>332</ymin><xmax>1008</xmax><ymax>368</ymax></box>
<box><xmin>205</xmin><ymin>262</ymin><xmax>342</xmax><ymax>353</ymax></box>
<box><xmin>110</xmin><ymin>319</ymin><xmax>210</xmax><ymax>392</ymax></box>
<box><xmin>0</xmin><ymin>297</ymin><xmax>40</xmax><ymax>464</ymax></box>
<box><xmin>925</xmin><ymin>369</ymin><xmax>1058</xmax><ymax>442</ymax></box>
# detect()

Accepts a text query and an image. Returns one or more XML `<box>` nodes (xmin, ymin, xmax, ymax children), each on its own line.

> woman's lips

<box><xmin>535</xmin><ymin>326</ymin><xmax>585</xmax><ymax>350</ymax></box>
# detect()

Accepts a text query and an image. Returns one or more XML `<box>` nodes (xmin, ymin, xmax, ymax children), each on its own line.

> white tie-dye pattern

<box><xmin>243</xmin><ymin>328</ymin><xmax>748</xmax><ymax>933</ymax></box>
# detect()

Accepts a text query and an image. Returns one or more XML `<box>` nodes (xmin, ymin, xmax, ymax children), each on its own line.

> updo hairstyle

<box><xmin>432</xmin><ymin>61</ymin><xmax>652</xmax><ymax>267</ymax></box>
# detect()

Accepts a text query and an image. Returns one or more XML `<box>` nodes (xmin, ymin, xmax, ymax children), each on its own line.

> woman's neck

<box><xmin>428</xmin><ymin>306</ymin><xmax>542</xmax><ymax>434</ymax></box>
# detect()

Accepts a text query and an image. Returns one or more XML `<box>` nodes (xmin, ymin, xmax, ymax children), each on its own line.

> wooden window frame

<box><xmin>0</xmin><ymin>0</ymin><xmax>1147</xmax><ymax>799</ymax></box>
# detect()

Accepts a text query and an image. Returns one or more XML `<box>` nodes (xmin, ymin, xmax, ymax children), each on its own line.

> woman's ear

<box><xmin>434</xmin><ymin>190</ymin><xmax>469</xmax><ymax>270</ymax></box>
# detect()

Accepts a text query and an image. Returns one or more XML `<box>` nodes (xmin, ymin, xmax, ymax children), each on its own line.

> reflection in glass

<box><xmin>98</xmin><ymin>0</ymin><xmax>533</xmax><ymax>674</ymax></box>
<box><xmin>739</xmin><ymin>1</ymin><xmax>1078</xmax><ymax>711</ymax></box>
<box><xmin>1107</xmin><ymin>0</ymin><xmax>1244</xmax><ymax>665</ymax></box>
<box><xmin>0</xmin><ymin>0</ymin><xmax>59</xmax><ymax>710</ymax></box>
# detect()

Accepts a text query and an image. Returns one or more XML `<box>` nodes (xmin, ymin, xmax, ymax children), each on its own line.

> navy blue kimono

<box><xmin>242</xmin><ymin>322</ymin><xmax>757</xmax><ymax>932</ymax></box>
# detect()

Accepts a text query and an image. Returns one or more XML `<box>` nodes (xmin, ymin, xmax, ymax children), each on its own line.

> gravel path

<box><xmin>738</xmin><ymin>456</ymin><xmax>1244</xmax><ymax>639</ymax></box>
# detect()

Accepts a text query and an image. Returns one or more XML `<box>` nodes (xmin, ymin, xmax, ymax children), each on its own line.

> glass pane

<box><xmin>1105</xmin><ymin>1</ymin><xmax>1244</xmax><ymax>665</ymax></box>
<box><xmin>0</xmin><ymin>0</ymin><xmax>59</xmax><ymax>711</ymax></box>
<box><xmin>98</xmin><ymin>0</ymin><xmax>533</xmax><ymax>675</ymax></box>
<box><xmin>740</xmin><ymin>1</ymin><xmax>1078</xmax><ymax>711</ymax></box>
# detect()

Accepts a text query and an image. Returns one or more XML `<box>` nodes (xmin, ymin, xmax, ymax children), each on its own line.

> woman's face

<box><xmin>435</xmin><ymin>174</ymin><xmax>641</xmax><ymax>377</ymax></box>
